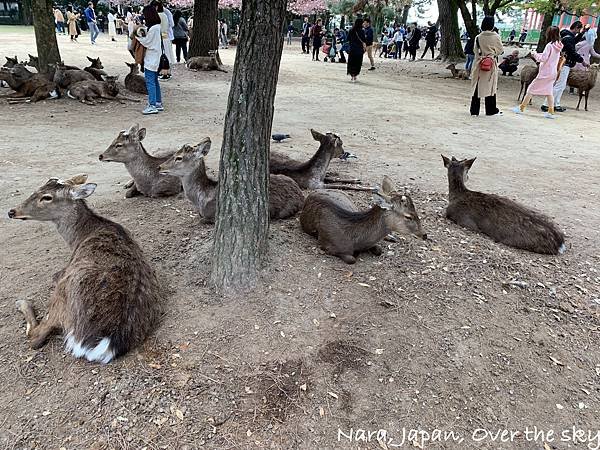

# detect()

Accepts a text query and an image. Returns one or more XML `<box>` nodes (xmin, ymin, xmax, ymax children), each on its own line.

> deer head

<box><xmin>159</xmin><ymin>138</ymin><xmax>211</xmax><ymax>177</ymax></box>
<box><xmin>99</xmin><ymin>124</ymin><xmax>146</xmax><ymax>163</ymax></box>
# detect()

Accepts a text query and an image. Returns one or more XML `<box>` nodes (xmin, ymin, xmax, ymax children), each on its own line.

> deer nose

<box><xmin>98</xmin><ymin>154</ymin><xmax>104</xmax><ymax>161</ymax></box>
<box><xmin>8</xmin><ymin>209</ymin><xmax>16</xmax><ymax>219</ymax></box>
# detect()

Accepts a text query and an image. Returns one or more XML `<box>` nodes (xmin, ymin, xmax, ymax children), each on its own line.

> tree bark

<box><xmin>211</xmin><ymin>0</ymin><xmax>287</xmax><ymax>292</ymax></box>
<box><xmin>457</xmin><ymin>0</ymin><xmax>478</xmax><ymax>38</ymax></box>
<box><xmin>401</xmin><ymin>4</ymin><xmax>410</xmax><ymax>25</ymax></box>
<box><xmin>189</xmin><ymin>0</ymin><xmax>219</xmax><ymax>58</ymax></box>
<box><xmin>536</xmin><ymin>12</ymin><xmax>554</xmax><ymax>53</ymax></box>
<box><xmin>438</xmin><ymin>0</ymin><xmax>464</xmax><ymax>61</ymax></box>
<box><xmin>21</xmin><ymin>0</ymin><xmax>34</xmax><ymax>25</ymax></box>
<box><xmin>32</xmin><ymin>0</ymin><xmax>61</xmax><ymax>71</ymax></box>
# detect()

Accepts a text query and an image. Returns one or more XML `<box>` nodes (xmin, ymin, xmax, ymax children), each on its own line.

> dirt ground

<box><xmin>1</xmin><ymin>28</ymin><xmax>600</xmax><ymax>450</ymax></box>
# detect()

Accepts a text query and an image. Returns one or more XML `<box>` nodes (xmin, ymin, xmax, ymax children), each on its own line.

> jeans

<box><xmin>173</xmin><ymin>38</ymin><xmax>188</xmax><ymax>62</ymax></box>
<box><xmin>88</xmin><ymin>21</ymin><xmax>99</xmax><ymax>43</ymax></box>
<box><xmin>544</xmin><ymin>66</ymin><xmax>570</xmax><ymax>107</ymax></box>
<box><xmin>312</xmin><ymin>38</ymin><xmax>321</xmax><ymax>60</ymax></box>
<box><xmin>56</xmin><ymin>21</ymin><xmax>65</xmax><ymax>33</ymax></box>
<box><xmin>144</xmin><ymin>69</ymin><xmax>162</xmax><ymax>106</ymax></box>
<box><xmin>465</xmin><ymin>54</ymin><xmax>474</xmax><ymax>72</ymax></box>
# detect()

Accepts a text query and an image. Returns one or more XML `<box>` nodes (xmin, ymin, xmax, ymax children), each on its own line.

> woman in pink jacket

<box><xmin>514</xmin><ymin>26</ymin><xmax>563</xmax><ymax>118</ymax></box>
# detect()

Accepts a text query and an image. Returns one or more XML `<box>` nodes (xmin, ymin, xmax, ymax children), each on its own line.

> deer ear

<box><xmin>441</xmin><ymin>154</ymin><xmax>451</xmax><ymax>168</ymax></box>
<box><xmin>65</xmin><ymin>174</ymin><xmax>89</xmax><ymax>185</ymax></box>
<box><xmin>372</xmin><ymin>192</ymin><xmax>392</xmax><ymax>210</ymax></box>
<box><xmin>87</xmin><ymin>56</ymin><xmax>94</xmax><ymax>62</ymax></box>
<box><xmin>381</xmin><ymin>175</ymin><xmax>394</xmax><ymax>195</ymax></box>
<box><xmin>70</xmin><ymin>183</ymin><xmax>97</xmax><ymax>200</ymax></box>
<box><xmin>463</xmin><ymin>157</ymin><xmax>476</xmax><ymax>169</ymax></box>
<box><xmin>310</xmin><ymin>129</ymin><xmax>325</xmax><ymax>142</ymax></box>
<box><xmin>137</xmin><ymin>127</ymin><xmax>146</xmax><ymax>141</ymax></box>
<box><xmin>194</xmin><ymin>139</ymin><xmax>211</xmax><ymax>156</ymax></box>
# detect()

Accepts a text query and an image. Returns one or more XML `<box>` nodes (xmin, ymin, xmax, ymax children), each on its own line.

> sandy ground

<box><xmin>1</xmin><ymin>28</ymin><xmax>600</xmax><ymax>450</ymax></box>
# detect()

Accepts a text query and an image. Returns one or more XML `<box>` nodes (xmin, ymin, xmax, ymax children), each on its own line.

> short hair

<box><xmin>570</xmin><ymin>20</ymin><xmax>583</xmax><ymax>30</ymax></box>
<box><xmin>364</xmin><ymin>18</ymin><xmax>371</xmax><ymax>24</ymax></box>
<box><xmin>481</xmin><ymin>16</ymin><xmax>495</xmax><ymax>31</ymax></box>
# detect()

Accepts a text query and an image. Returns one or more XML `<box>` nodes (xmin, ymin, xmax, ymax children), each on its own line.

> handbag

<box><xmin>477</xmin><ymin>37</ymin><xmax>494</xmax><ymax>71</ymax></box>
<box><xmin>159</xmin><ymin>39</ymin><xmax>170</xmax><ymax>73</ymax></box>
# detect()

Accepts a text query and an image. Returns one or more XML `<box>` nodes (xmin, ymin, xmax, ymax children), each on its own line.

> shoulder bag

<box><xmin>477</xmin><ymin>37</ymin><xmax>494</xmax><ymax>71</ymax></box>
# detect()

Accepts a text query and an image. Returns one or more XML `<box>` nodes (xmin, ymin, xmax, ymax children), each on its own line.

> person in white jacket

<box><xmin>155</xmin><ymin>1</ymin><xmax>175</xmax><ymax>80</ymax></box>
<box><xmin>135</xmin><ymin>5</ymin><xmax>164</xmax><ymax>114</ymax></box>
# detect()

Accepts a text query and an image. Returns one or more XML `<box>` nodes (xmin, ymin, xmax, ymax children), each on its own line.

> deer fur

<box><xmin>8</xmin><ymin>174</ymin><xmax>162</xmax><ymax>363</ymax></box>
<box><xmin>187</xmin><ymin>51</ymin><xmax>227</xmax><ymax>72</ymax></box>
<box><xmin>27</xmin><ymin>54</ymin><xmax>80</xmax><ymax>73</ymax></box>
<box><xmin>83</xmin><ymin>56</ymin><xmax>108</xmax><ymax>81</ymax></box>
<box><xmin>442</xmin><ymin>155</ymin><xmax>566</xmax><ymax>255</ymax></box>
<box><xmin>158</xmin><ymin>138</ymin><xmax>304</xmax><ymax>222</ymax></box>
<box><xmin>54</xmin><ymin>63</ymin><xmax>95</xmax><ymax>89</ymax></box>
<box><xmin>67</xmin><ymin>76</ymin><xmax>121</xmax><ymax>105</ymax></box>
<box><xmin>300</xmin><ymin>177</ymin><xmax>427</xmax><ymax>264</ymax></box>
<box><xmin>518</xmin><ymin>53</ymin><xmax>539</xmax><ymax>101</ymax></box>
<box><xmin>99</xmin><ymin>124</ymin><xmax>182</xmax><ymax>198</ymax></box>
<box><xmin>567</xmin><ymin>64</ymin><xmax>599</xmax><ymax>111</ymax></box>
<box><xmin>124</xmin><ymin>62</ymin><xmax>147</xmax><ymax>94</ymax></box>
<box><xmin>446</xmin><ymin>63</ymin><xmax>469</xmax><ymax>79</ymax></box>
<box><xmin>0</xmin><ymin>66</ymin><xmax>58</xmax><ymax>103</ymax></box>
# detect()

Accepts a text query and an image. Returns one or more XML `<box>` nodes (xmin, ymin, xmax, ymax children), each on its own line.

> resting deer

<box><xmin>187</xmin><ymin>51</ymin><xmax>227</xmax><ymax>72</ymax></box>
<box><xmin>54</xmin><ymin>62</ymin><xmax>95</xmax><ymax>89</ymax></box>
<box><xmin>159</xmin><ymin>138</ymin><xmax>304</xmax><ymax>222</ymax></box>
<box><xmin>270</xmin><ymin>129</ymin><xmax>369</xmax><ymax>190</ymax></box>
<box><xmin>446</xmin><ymin>63</ymin><xmax>469</xmax><ymax>79</ymax></box>
<box><xmin>124</xmin><ymin>62</ymin><xmax>147</xmax><ymax>94</ymax></box>
<box><xmin>83</xmin><ymin>56</ymin><xmax>108</xmax><ymax>81</ymax></box>
<box><xmin>27</xmin><ymin>54</ymin><xmax>80</xmax><ymax>73</ymax></box>
<box><xmin>300</xmin><ymin>176</ymin><xmax>427</xmax><ymax>264</ymax></box>
<box><xmin>67</xmin><ymin>76</ymin><xmax>138</xmax><ymax>105</ymax></box>
<box><xmin>8</xmin><ymin>175</ymin><xmax>162</xmax><ymax>363</ymax></box>
<box><xmin>99</xmin><ymin>124</ymin><xmax>182</xmax><ymax>198</ymax></box>
<box><xmin>0</xmin><ymin>66</ymin><xmax>58</xmax><ymax>104</ymax></box>
<box><xmin>442</xmin><ymin>155</ymin><xmax>566</xmax><ymax>254</ymax></box>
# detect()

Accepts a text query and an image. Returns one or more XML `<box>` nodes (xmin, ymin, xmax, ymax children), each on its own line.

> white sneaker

<box><xmin>142</xmin><ymin>105</ymin><xmax>158</xmax><ymax>115</ymax></box>
<box><xmin>155</xmin><ymin>103</ymin><xmax>164</xmax><ymax>111</ymax></box>
<box><xmin>543</xmin><ymin>112</ymin><xmax>556</xmax><ymax>119</ymax></box>
<box><xmin>512</xmin><ymin>106</ymin><xmax>523</xmax><ymax>114</ymax></box>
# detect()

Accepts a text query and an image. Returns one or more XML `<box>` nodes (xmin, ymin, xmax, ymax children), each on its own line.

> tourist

<box><xmin>464</xmin><ymin>32</ymin><xmax>475</xmax><ymax>73</ymax></box>
<box><xmin>542</xmin><ymin>21</ymin><xmax>587</xmax><ymax>113</ymax></box>
<box><xmin>499</xmin><ymin>49</ymin><xmax>520</xmax><ymax>75</ymax></box>
<box><xmin>66</xmin><ymin>5</ymin><xmax>80</xmax><ymax>42</ymax></box>
<box><xmin>574</xmin><ymin>25</ymin><xmax>600</xmax><ymax>70</ymax></box>
<box><xmin>420</xmin><ymin>21</ymin><xmax>437</xmax><ymax>59</ymax></box>
<box><xmin>172</xmin><ymin>10</ymin><xmax>189</xmax><ymax>63</ymax></box>
<box><xmin>220</xmin><ymin>20</ymin><xmax>229</xmax><ymax>49</ymax></box>
<box><xmin>509</xmin><ymin>28</ymin><xmax>516</xmax><ymax>43</ymax></box>
<box><xmin>379</xmin><ymin>32</ymin><xmax>389</xmax><ymax>58</ymax></box>
<box><xmin>470</xmin><ymin>16</ymin><xmax>503</xmax><ymax>116</ymax></box>
<box><xmin>155</xmin><ymin>1</ymin><xmax>175</xmax><ymax>80</ymax></box>
<box><xmin>403</xmin><ymin>26</ymin><xmax>411</xmax><ymax>58</ymax></box>
<box><xmin>84</xmin><ymin>2</ymin><xmax>99</xmax><ymax>44</ymax></box>
<box><xmin>336</xmin><ymin>27</ymin><xmax>348</xmax><ymax>63</ymax></box>
<box><xmin>107</xmin><ymin>9</ymin><xmax>117</xmax><ymax>42</ymax></box>
<box><xmin>408</xmin><ymin>22</ymin><xmax>421</xmax><ymax>61</ymax></box>
<box><xmin>519</xmin><ymin>28</ymin><xmax>527</xmax><ymax>44</ymax></box>
<box><xmin>54</xmin><ymin>7</ymin><xmax>65</xmax><ymax>34</ymax></box>
<box><xmin>301</xmin><ymin>17</ymin><xmax>310</xmax><ymax>54</ymax></box>
<box><xmin>97</xmin><ymin>11</ymin><xmax>106</xmax><ymax>33</ymax></box>
<box><xmin>287</xmin><ymin>22</ymin><xmax>294</xmax><ymax>45</ymax></box>
<box><xmin>347</xmin><ymin>18</ymin><xmax>366</xmax><ymax>82</ymax></box>
<box><xmin>514</xmin><ymin>26</ymin><xmax>563</xmax><ymax>118</ymax></box>
<box><xmin>311</xmin><ymin>18</ymin><xmax>324</xmax><ymax>61</ymax></box>
<box><xmin>363</xmin><ymin>18</ymin><xmax>375</xmax><ymax>70</ymax></box>
<box><xmin>134</xmin><ymin>5</ymin><xmax>164</xmax><ymax>115</ymax></box>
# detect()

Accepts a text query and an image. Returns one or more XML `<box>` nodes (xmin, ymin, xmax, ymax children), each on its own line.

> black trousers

<box><xmin>409</xmin><ymin>47</ymin><xmax>417</xmax><ymax>60</ymax></box>
<box><xmin>301</xmin><ymin>36</ymin><xmax>309</xmax><ymax>53</ymax></box>
<box><xmin>470</xmin><ymin>84</ymin><xmax>499</xmax><ymax>116</ymax></box>
<box><xmin>312</xmin><ymin>38</ymin><xmax>321</xmax><ymax>60</ymax></box>
<box><xmin>421</xmin><ymin>42</ymin><xmax>435</xmax><ymax>59</ymax></box>
<box><xmin>173</xmin><ymin>38</ymin><xmax>188</xmax><ymax>62</ymax></box>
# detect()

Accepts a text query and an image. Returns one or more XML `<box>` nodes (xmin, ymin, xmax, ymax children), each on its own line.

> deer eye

<box><xmin>175</xmin><ymin>156</ymin><xmax>183</xmax><ymax>162</ymax></box>
<box><xmin>115</xmin><ymin>143</ymin><xmax>123</xmax><ymax>148</ymax></box>
<box><xmin>403</xmin><ymin>214</ymin><xmax>414</xmax><ymax>220</ymax></box>
<box><xmin>40</xmin><ymin>194</ymin><xmax>53</xmax><ymax>203</ymax></box>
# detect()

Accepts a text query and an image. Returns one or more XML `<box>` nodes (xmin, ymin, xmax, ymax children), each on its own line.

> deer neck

<box><xmin>307</xmin><ymin>143</ymin><xmax>335</xmax><ymax>178</ymax></box>
<box><xmin>183</xmin><ymin>159</ymin><xmax>217</xmax><ymax>206</ymax></box>
<box><xmin>124</xmin><ymin>143</ymin><xmax>160</xmax><ymax>182</ymax></box>
<box><xmin>55</xmin><ymin>201</ymin><xmax>105</xmax><ymax>249</ymax></box>
<box><xmin>353</xmin><ymin>207</ymin><xmax>392</xmax><ymax>248</ymax></box>
<box><xmin>447</xmin><ymin>172</ymin><xmax>468</xmax><ymax>200</ymax></box>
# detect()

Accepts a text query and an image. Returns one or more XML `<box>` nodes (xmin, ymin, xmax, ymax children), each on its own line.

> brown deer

<box><xmin>300</xmin><ymin>177</ymin><xmax>427</xmax><ymax>264</ymax></box>
<box><xmin>442</xmin><ymin>155</ymin><xmax>566</xmax><ymax>255</ymax></box>
<box><xmin>8</xmin><ymin>175</ymin><xmax>162</xmax><ymax>363</ymax></box>
<box><xmin>446</xmin><ymin>63</ymin><xmax>469</xmax><ymax>79</ymax></box>
<box><xmin>67</xmin><ymin>76</ymin><xmax>136</xmax><ymax>105</ymax></box>
<box><xmin>27</xmin><ymin>54</ymin><xmax>80</xmax><ymax>73</ymax></box>
<box><xmin>99</xmin><ymin>124</ymin><xmax>182</xmax><ymax>198</ymax></box>
<box><xmin>83</xmin><ymin>56</ymin><xmax>108</xmax><ymax>81</ymax></box>
<box><xmin>158</xmin><ymin>138</ymin><xmax>304</xmax><ymax>222</ymax></box>
<box><xmin>187</xmin><ymin>50</ymin><xmax>227</xmax><ymax>72</ymax></box>
<box><xmin>567</xmin><ymin>64</ymin><xmax>599</xmax><ymax>111</ymax></box>
<box><xmin>124</xmin><ymin>62</ymin><xmax>147</xmax><ymax>94</ymax></box>
<box><xmin>518</xmin><ymin>53</ymin><xmax>539</xmax><ymax>101</ymax></box>
<box><xmin>1</xmin><ymin>66</ymin><xmax>58</xmax><ymax>104</ymax></box>
<box><xmin>53</xmin><ymin>62</ymin><xmax>95</xmax><ymax>89</ymax></box>
<box><xmin>270</xmin><ymin>129</ymin><xmax>367</xmax><ymax>190</ymax></box>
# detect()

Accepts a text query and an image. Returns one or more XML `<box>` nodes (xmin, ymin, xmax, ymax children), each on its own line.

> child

<box><xmin>379</xmin><ymin>33</ymin><xmax>389</xmax><ymax>58</ymax></box>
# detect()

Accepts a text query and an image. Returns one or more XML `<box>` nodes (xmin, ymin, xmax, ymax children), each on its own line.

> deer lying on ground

<box><xmin>159</xmin><ymin>138</ymin><xmax>304</xmax><ymax>222</ymax></box>
<box><xmin>300</xmin><ymin>177</ymin><xmax>427</xmax><ymax>264</ymax></box>
<box><xmin>0</xmin><ymin>56</ymin><xmax>19</xmax><ymax>87</ymax></box>
<box><xmin>99</xmin><ymin>124</ymin><xmax>182</xmax><ymax>198</ymax></box>
<box><xmin>0</xmin><ymin>66</ymin><xmax>58</xmax><ymax>103</ymax></box>
<box><xmin>67</xmin><ymin>75</ymin><xmax>138</xmax><ymax>105</ymax></box>
<box><xmin>442</xmin><ymin>155</ymin><xmax>566</xmax><ymax>254</ymax></box>
<box><xmin>83</xmin><ymin>56</ymin><xmax>108</xmax><ymax>81</ymax></box>
<box><xmin>187</xmin><ymin>51</ymin><xmax>227</xmax><ymax>72</ymax></box>
<box><xmin>27</xmin><ymin>54</ymin><xmax>80</xmax><ymax>73</ymax></box>
<box><xmin>270</xmin><ymin>129</ymin><xmax>368</xmax><ymax>190</ymax></box>
<box><xmin>446</xmin><ymin>63</ymin><xmax>469</xmax><ymax>79</ymax></box>
<box><xmin>567</xmin><ymin>64</ymin><xmax>599</xmax><ymax>111</ymax></box>
<box><xmin>54</xmin><ymin>62</ymin><xmax>95</xmax><ymax>89</ymax></box>
<box><xmin>8</xmin><ymin>174</ymin><xmax>162</xmax><ymax>363</ymax></box>
<box><xmin>124</xmin><ymin>62</ymin><xmax>147</xmax><ymax>94</ymax></box>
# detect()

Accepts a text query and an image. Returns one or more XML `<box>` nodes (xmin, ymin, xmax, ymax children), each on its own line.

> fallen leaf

<box><xmin>358</xmin><ymin>283</ymin><xmax>371</xmax><ymax>287</ymax></box>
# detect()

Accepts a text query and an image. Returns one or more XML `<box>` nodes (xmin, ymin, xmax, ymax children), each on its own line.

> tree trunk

<box><xmin>32</xmin><ymin>0</ymin><xmax>60</xmax><ymax>71</ymax></box>
<box><xmin>189</xmin><ymin>0</ymin><xmax>219</xmax><ymax>57</ymax></box>
<box><xmin>211</xmin><ymin>0</ymin><xmax>287</xmax><ymax>292</ymax></box>
<box><xmin>595</xmin><ymin>23</ymin><xmax>600</xmax><ymax>61</ymax></box>
<box><xmin>536</xmin><ymin>12</ymin><xmax>554</xmax><ymax>53</ymax></box>
<box><xmin>438</xmin><ymin>0</ymin><xmax>464</xmax><ymax>61</ymax></box>
<box><xmin>21</xmin><ymin>0</ymin><xmax>34</xmax><ymax>25</ymax></box>
<box><xmin>457</xmin><ymin>0</ymin><xmax>478</xmax><ymax>38</ymax></box>
<box><xmin>401</xmin><ymin>4</ymin><xmax>410</xmax><ymax>25</ymax></box>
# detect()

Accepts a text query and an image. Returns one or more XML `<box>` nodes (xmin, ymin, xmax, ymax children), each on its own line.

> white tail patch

<box><xmin>50</xmin><ymin>90</ymin><xmax>59</xmax><ymax>99</ymax></box>
<box><xmin>558</xmin><ymin>243</ymin><xmax>567</xmax><ymax>254</ymax></box>
<box><xmin>64</xmin><ymin>332</ymin><xmax>115</xmax><ymax>364</ymax></box>
<box><xmin>67</xmin><ymin>90</ymin><xmax>75</xmax><ymax>100</ymax></box>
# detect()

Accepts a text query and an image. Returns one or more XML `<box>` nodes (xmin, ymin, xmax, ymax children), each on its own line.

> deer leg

<box><xmin>16</xmin><ymin>299</ymin><xmax>38</xmax><ymax>336</ymax></box>
<box><xmin>369</xmin><ymin>245</ymin><xmax>383</xmax><ymax>256</ymax></box>
<box><xmin>324</xmin><ymin>177</ymin><xmax>362</xmax><ymax>185</ymax></box>
<box><xmin>124</xmin><ymin>179</ymin><xmax>135</xmax><ymax>189</ymax></box>
<box><xmin>585</xmin><ymin>91</ymin><xmax>589</xmax><ymax>111</ymax></box>
<box><xmin>324</xmin><ymin>184</ymin><xmax>375</xmax><ymax>192</ymax></box>
<box><xmin>576</xmin><ymin>93</ymin><xmax>582</xmax><ymax>110</ymax></box>
<box><xmin>7</xmin><ymin>98</ymin><xmax>31</xmax><ymax>104</ymax></box>
<box><xmin>125</xmin><ymin>183</ymin><xmax>141</xmax><ymax>198</ymax></box>
<box><xmin>115</xmin><ymin>93</ymin><xmax>141</xmax><ymax>102</ymax></box>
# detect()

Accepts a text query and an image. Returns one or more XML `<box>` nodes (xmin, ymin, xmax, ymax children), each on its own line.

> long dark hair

<box><xmin>143</xmin><ymin>5</ymin><xmax>161</xmax><ymax>28</ymax></box>
<box><xmin>546</xmin><ymin>25</ymin><xmax>560</xmax><ymax>43</ymax></box>
<box><xmin>351</xmin><ymin>18</ymin><xmax>364</xmax><ymax>32</ymax></box>
<box><xmin>481</xmin><ymin>16</ymin><xmax>495</xmax><ymax>32</ymax></box>
<box><xmin>173</xmin><ymin>9</ymin><xmax>182</xmax><ymax>24</ymax></box>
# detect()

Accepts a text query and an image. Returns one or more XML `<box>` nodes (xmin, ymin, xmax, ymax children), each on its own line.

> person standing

<box><xmin>312</xmin><ymin>18</ymin><xmax>324</xmax><ymax>61</ymax></box>
<box><xmin>107</xmin><ymin>9</ymin><xmax>117</xmax><ymax>42</ymax></box>
<box><xmin>220</xmin><ymin>20</ymin><xmax>229</xmax><ymax>48</ymax></box>
<box><xmin>542</xmin><ymin>21</ymin><xmax>587</xmax><ymax>112</ymax></box>
<box><xmin>509</xmin><ymin>28</ymin><xmax>516</xmax><ymax>43</ymax></box>
<box><xmin>464</xmin><ymin>32</ymin><xmax>475</xmax><ymax>73</ymax></box>
<box><xmin>392</xmin><ymin>27</ymin><xmax>403</xmax><ymax>59</ymax></box>
<box><xmin>519</xmin><ymin>28</ymin><xmax>528</xmax><ymax>44</ymax></box>
<box><xmin>84</xmin><ymin>2</ymin><xmax>99</xmax><ymax>44</ymax></box>
<box><xmin>301</xmin><ymin>17</ymin><xmax>310</xmax><ymax>54</ymax></box>
<box><xmin>347</xmin><ymin>18</ymin><xmax>366</xmax><ymax>82</ymax></box>
<box><xmin>287</xmin><ymin>21</ymin><xmax>294</xmax><ymax>45</ymax></box>
<box><xmin>363</xmin><ymin>18</ymin><xmax>375</xmax><ymax>70</ymax></box>
<box><xmin>470</xmin><ymin>17</ymin><xmax>503</xmax><ymax>116</ymax></box>
<box><xmin>134</xmin><ymin>5</ymin><xmax>164</xmax><ymax>115</ymax></box>
<box><xmin>66</xmin><ymin>6</ymin><xmax>80</xmax><ymax>42</ymax></box>
<box><xmin>172</xmin><ymin>10</ymin><xmax>189</xmax><ymax>63</ymax></box>
<box><xmin>420</xmin><ymin>21</ymin><xmax>437</xmax><ymax>59</ymax></box>
<box><xmin>514</xmin><ymin>26</ymin><xmax>563</xmax><ymax>118</ymax></box>
<box><xmin>336</xmin><ymin>27</ymin><xmax>348</xmax><ymax>63</ymax></box>
<box><xmin>54</xmin><ymin>7</ymin><xmax>65</xmax><ymax>34</ymax></box>
<box><xmin>379</xmin><ymin>32</ymin><xmax>389</xmax><ymax>58</ymax></box>
<box><xmin>408</xmin><ymin>22</ymin><xmax>421</xmax><ymax>61</ymax></box>
<box><xmin>155</xmin><ymin>1</ymin><xmax>175</xmax><ymax>80</ymax></box>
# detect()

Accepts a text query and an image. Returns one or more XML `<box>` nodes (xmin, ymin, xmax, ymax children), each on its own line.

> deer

<box><xmin>567</xmin><ymin>64</ymin><xmax>599</xmax><ymax>111</ymax></box>
<box><xmin>8</xmin><ymin>174</ymin><xmax>162</xmax><ymax>363</ymax></box>
<box><xmin>300</xmin><ymin>176</ymin><xmax>427</xmax><ymax>264</ymax></box>
<box><xmin>83</xmin><ymin>56</ymin><xmax>108</xmax><ymax>81</ymax></box>
<box><xmin>66</xmin><ymin>76</ymin><xmax>138</xmax><ymax>105</ymax></box>
<box><xmin>446</xmin><ymin>63</ymin><xmax>469</xmax><ymax>79</ymax></box>
<box><xmin>518</xmin><ymin>52</ymin><xmax>539</xmax><ymax>102</ymax></box>
<box><xmin>441</xmin><ymin>155</ymin><xmax>566</xmax><ymax>255</ymax></box>
<box><xmin>158</xmin><ymin>138</ymin><xmax>304</xmax><ymax>222</ymax></box>
<box><xmin>53</xmin><ymin>62</ymin><xmax>95</xmax><ymax>89</ymax></box>
<box><xmin>187</xmin><ymin>50</ymin><xmax>227</xmax><ymax>72</ymax></box>
<box><xmin>124</xmin><ymin>62</ymin><xmax>147</xmax><ymax>94</ymax></box>
<box><xmin>270</xmin><ymin>129</ymin><xmax>370</xmax><ymax>191</ymax></box>
<box><xmin>99</xmin><ymin>124</ymin><xmax>182</xmax><ymax>198</ymax></box>
<box><xmin>27</xmin><ymin>54</ymin><xmax>80</xmax><ymax>73</ymax></box>
<box><xmin>0</xmin><ymin>66</ymin><xmax>58</xmax><ymax>104</ymax></box>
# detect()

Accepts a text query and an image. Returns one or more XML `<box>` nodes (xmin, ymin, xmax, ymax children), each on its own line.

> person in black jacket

<box><xmin>363</xmin><ymin>17</ymin><xmax>375</xmax><ymax>70</ymax></box>
<box><xmin>464</xmin><ymin>32</ymin><xmax>476</xmax><ymax>73</ymax></box>
<box><xmin>542</xmin><ymin>21</ymin><xmax>587</xmax><ymax>112</ymax></box>
<box><xmin>301</xmin><ymin>17</ymin><xmax>310</xmax><ymax>54</ymax></box>
<box><xmin>347</xmin><ymin>18</ymin><xmax>366</xmax><ymax>81</ymax></box>
<box><xmin>420</xmin><ymin>21</ymin><xmax>437</xmax><ymax>59</ymax></box>
<box><xmin>408</xmin><ymin>22</ymin><xmax>421</xmax><ymax>61</ymax></box>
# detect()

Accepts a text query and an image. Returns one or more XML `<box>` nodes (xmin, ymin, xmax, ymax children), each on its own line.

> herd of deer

<box><xmin>0</xmin><ymin>55</ymin><xmax>147</xmax><ymax>105</ymax></box>
<box><xmin>7</xmin><ymin>124</ymin><xmax>567</xmax><ymax>364</ymax></box>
